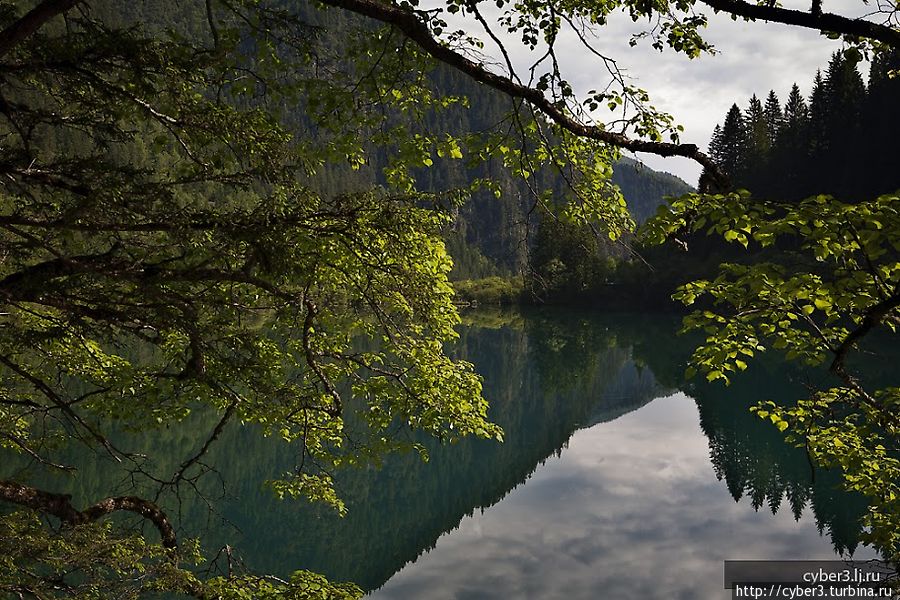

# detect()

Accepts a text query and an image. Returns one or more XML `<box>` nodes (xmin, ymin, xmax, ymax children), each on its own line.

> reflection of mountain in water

<box><xmin>584</xmin><ymin>361</ymin><xmax>668</xmax><ymax>428</ymax></box>
<box><xmin>224</xmin><ymin>309</ymin><xmax>868</xmax><ymax>590</ymax></box>
<box><xmin>222</xmin><ymin>311</ymin><xmax>671</xmax><ymax>591</ymax></box>
<box><xmin>2</xmin><ymin>308</ymin><xmax>872</xmax><ymax>591</ymax></box>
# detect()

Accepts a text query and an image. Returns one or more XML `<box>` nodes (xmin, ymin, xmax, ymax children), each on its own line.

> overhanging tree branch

<box><xmin>0</xmin><ymin>0</ymin><xmax>81</xmax><ymax>60</ymax></box>
<box><xmin>0</xmin><ymin>479</ymin><xmax>178</xmax><ymax>549</ymax></box>
<box><xmin>698</xmin><ymin>0</ymin><xmax>900</xmax><ymax>48</ymax></box>
<box><xmin>317</xmin><ymin>0</ymin><xmax>729</xmax><ymax>188</ymax></box>
<box><xmin>830</xmin><ymin>290</ymin><xmax>900</xmax><ymax>387</ymax></box>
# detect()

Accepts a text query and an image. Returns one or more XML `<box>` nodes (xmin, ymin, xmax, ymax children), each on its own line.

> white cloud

<box><xmin>626</xmin><ymin>15</ymin><xmax>847</xmax><ymax>182</ymax></box>
<box><xmin>440</xmin><ymin>4</ymin><xmax>851</xmax><ymax>183</ymax></box>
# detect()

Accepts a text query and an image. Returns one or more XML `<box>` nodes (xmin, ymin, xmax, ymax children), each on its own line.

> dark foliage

<box><xmin>707</xmin><ymin>51</ymin><xmax>900</xmax><ymax>201</ymax></box>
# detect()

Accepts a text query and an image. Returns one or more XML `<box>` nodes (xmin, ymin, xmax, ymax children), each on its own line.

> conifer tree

<box><xmin>819</xmin><ymin>52</ymin><xmax>866</xmax><ymax>196</ymax></box>
<box><xmin>708</xmin><ymin>124</ymin><xmax>724</xmax><ymax>164</ymax></box>
<box><xmin>781</xmin><ymin>84</ymin><xmax>810</xmax><ymax>136</ymax></box>
<box><xmin>714</xmin><ymin>104</ymin><xmax>750</xmax><ymax>186</ymax></box>
<box><xmin>721</xmin><ymin>106</ymin><xmax>747</xmax><ymax>185</ymax></box>
<box><xmin>775</xmin><ymin>83</ymin><xmax>811</xmax><ymax>199</ymax></box>
<box><xmin>807</xmin><ymin>70</ymin><xmax>830</xmax><ymax>177</ymax></box>
<box><xmin>710</xmin><ymin>52</ymin><xmax>899</xmax><ymax>203</ymax></box>
<box><xmin>744</xmin><ymin>94</ymin><xmax>769</xmax><ymax>191</ymax></box>
<box><xmin>763</xmin><ymin>90</ymin><xmax>783</xmax><ymax>150</ymax></box>
<box><xmin>863</xmin><ymin>50</ymin><xmax>900</xmax><ymax>197</ymax></box>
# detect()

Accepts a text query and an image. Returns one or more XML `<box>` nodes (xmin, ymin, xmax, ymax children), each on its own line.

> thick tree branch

<box><xmin>318</xmin><ymin>0</ymin><xmax>728</xmax><ymax>188</ymax></box>
<box><xmin>830</xmin><ymin>290</ymin><xmax>900</xmax><ymax>381</ymax></box>
<box><xmin>0</xmin><ymin>251</ymin><xmax>302</xmax><ymax>307</ymax></box>
<box><xmin>0</xmin><ymin>0</ymin><xmax>81</xmax><ymax>60</ymax></box>
<box><xmin>4</xmin><ymin>166</ymin><xmax>93</xmax><ymax>196</ymax></box>
<box><xmin>699</xmin><ymin>0</ymin><xmax>900</xmax><ymax>48</ymax></box>
<box><xmin>206</xmin><ymin>0</ymin><xmax>221</xmax><ymax>50</ymax></box>
<box><xmin>0</xmin><ymin>247</ymin><xmax>120</xmax><ymax>302</ymax></box>
<box><xmin>0</xmin><ymin>479</ymin><xmax>178</xmax><ymax>549</ymax></box>
<box><xmin>824</xmin><ymin>289</ymin><xmax>900</xmax><ymax>429</ymax></box>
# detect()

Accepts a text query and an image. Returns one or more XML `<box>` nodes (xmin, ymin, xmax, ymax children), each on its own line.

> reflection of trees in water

<box><xmin>242</xmin><ymin>310</ymin><xmax>666</xmax><ymax>590</ymax></box>
<box><xmin>691</xmin><ymin>377</ymin><xmax>867</xmax><ymax>556</ymax></box>
<box><xmin>2</xmin><ymin>309</ymin><xmax>870</xmax><ymax>590</ymax></box>
<box><xmin>625</xmin><ymin>316</ymin><xmax>869</xmax><ymax>557</ymax></box>
<box><xmin>280</xmin><ymin>309</ymin><xmax>869</xmax><ymax>588</ymax></box>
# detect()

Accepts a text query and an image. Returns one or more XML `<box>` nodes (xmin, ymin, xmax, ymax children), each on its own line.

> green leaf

<box><xmin>814</xmin><ymin>298</ymin><xmax>831</xmax><ymax>311</ymax></box>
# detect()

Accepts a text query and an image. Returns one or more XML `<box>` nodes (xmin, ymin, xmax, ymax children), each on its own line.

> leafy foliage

<box><xmin>0</xmin><ymin>0</ymin><xmax>514</xmax><ymax>595</ymax></box>
<box><xmin>452</xmin><ymin>276</ymin><xmax>525</xmax><ymax>304</ymax></box>
<box><xmin>644</xmin><ymin>190</ymin><xmax>900</xmax><ymax>561</ymax></box>
<box><xmin>1</xmin><ymin>0</ymin><xmax>899</xmax><ymax>595</ymax></box>
<box><xmin>0</xmin><ymin>511</ymin><xmax>206</xmax><ymax>599</ymax></box>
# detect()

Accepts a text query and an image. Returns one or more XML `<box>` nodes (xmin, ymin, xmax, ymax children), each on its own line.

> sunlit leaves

<box><xmin>0</xmin><ymin>510</ymin><xmax>364</xmax><ymax>599</ymax></box>
<box><xmin>0</xmin><ymin>3</ymin><xmax>509</xmax><ymax>588</ymax></box>
<box><xmin>643</xmin><ymin>190</ymin><xmax>900</xmax><ymax>560</ymax></box>
<box><xmin>205</xmin><ymin>570</ymin><xmax>363</xmax><ymax>600</ymax></box>
<box><xmin>753</xmin><ymin>389</ymin><xmax>900</xmax><ymax>561</ymax></box>
<box><xmin>0</xmin><ymin>511</ymin><xmax>206</xmax><ymax>600</ymax></box>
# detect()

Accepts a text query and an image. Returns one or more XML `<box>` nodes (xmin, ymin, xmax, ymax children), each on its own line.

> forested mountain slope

<box><xmin>93</xmin><ymin>1</ymin><xmax>690</xmax><ymax>280</ymax></box>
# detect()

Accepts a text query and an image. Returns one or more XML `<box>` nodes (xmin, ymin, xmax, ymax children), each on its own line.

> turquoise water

<box><xmin>5</xmin><ymin>308</ymin><xmax>875</xmax><ymax>598</ymax></box>
<box><xmin>219</xmin><ymin>309</ymin><xmax>871</xmax><ymax>598</ymax></box>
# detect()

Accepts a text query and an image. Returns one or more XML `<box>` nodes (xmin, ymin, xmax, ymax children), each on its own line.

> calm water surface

<box><xmin>372</xmin><ymin>393</ymin><xmax>858</xmax><ymax>600</ymax></box>
<box><xmin>218</xmin><ymin>308</ymin><xmax>872</xmax><ymax>598</ymax></box>
<box><xmin>9</xmin><ymin>308</ymin><xmax>876</xmax><ymax>598</ymax></box>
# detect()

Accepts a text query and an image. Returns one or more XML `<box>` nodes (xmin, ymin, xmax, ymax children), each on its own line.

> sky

<box><xmin>599</xmin><ymin>14</ymin><xmax>850</xmax><ymax>183</ymax></box>
<box><xmin>446</xmin><ymin>3</ymin><xmax>856</xmax><ymax>184</ymax></box>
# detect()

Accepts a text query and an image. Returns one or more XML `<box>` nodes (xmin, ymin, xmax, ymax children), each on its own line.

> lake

<box><xmin>205</xmin><ymin>308</ymin><xmax>873</xmax><ymax>598</ymax></box>
<box><xmin>6</xmin><ymin>307</ymin><xmax>875</xmax><ymax>598</ymax></box>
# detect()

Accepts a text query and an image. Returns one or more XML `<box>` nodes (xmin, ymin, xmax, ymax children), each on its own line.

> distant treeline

<box><xmin>458</xmin><ymin>51</ymin><xmax>900</xmax><ymax>308</ymax></box>
<box><xmin>705</xmin><ymin>50</ymin><xmax>900</xmax><ymax>201</ymax></box>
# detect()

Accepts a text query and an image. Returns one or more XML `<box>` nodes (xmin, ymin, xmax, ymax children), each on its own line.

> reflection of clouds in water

<box><xmin>471</xmin><ymin>512</ymin><xmax>483</xmax><ymax>538</ymax></box>
<box><xmin>370</xmin><ymin>393</ymin><xmax>875</xmax><ymax>600</ymax></box>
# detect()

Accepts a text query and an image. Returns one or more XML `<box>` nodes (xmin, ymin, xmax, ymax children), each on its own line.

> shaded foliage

<box><xmin>707</xmin><ymin>51</ymin><xmax>900</xmax><ymax>201</ymax></box>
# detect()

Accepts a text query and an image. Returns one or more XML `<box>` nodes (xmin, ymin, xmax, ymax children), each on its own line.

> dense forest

<box><xmin>508</xmin><ymin>50</ymin><xmax>900</xmax><ymax>307</ymax></box>
<box><xmin>304</xmin><ymin>58</ymin><xmax>695</xmax><ymax>281</ymax></box>
<box><xmin>446</xmin><ymin>155</ymin><xmax>691</xmax><ymax>280</ymax></box>
<box><xmin>1</xmin><ymin>0</ymin><xmax>898</xmax><ymax>598</ymax></box>
<box><xmin>706</xmin><ymin>50</ymin><xmax>900</xmax><ymax>201</ymax></box>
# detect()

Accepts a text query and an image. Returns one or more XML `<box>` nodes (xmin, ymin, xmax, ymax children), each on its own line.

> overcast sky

<box><xmin>449</xmin><ymin>4</ymin><xmax>854</xmax><ymax>184</ymax></box>
<box><xmin>605</xmin><ymin>14</ymin><xmax>848</xmax><ymax>184</ymax></box>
